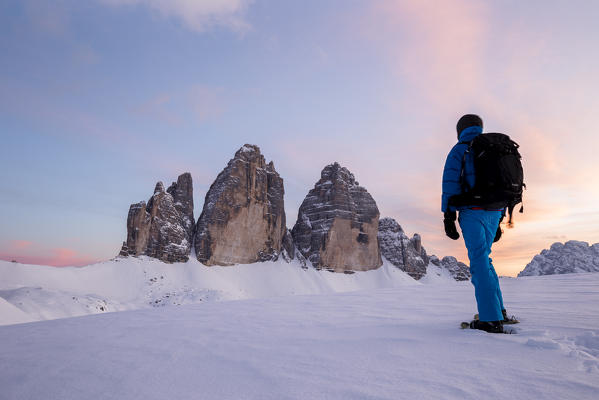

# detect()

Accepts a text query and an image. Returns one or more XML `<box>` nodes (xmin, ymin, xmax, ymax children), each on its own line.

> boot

<box><xmin>469</xmin><ymin>320</ymin><xmax>504</xmax><ymax>334</ymax></box>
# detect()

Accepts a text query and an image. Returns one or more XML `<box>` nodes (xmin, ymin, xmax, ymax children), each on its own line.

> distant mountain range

<box><xmin>119</xmin><ymin>143</ymin><xmax>469</xmax><ymax>281</ymax></box>
<box><xmin>518</xmin><ymin>240</ymin><xmax>599</xmax><ymax>277</ymax></box>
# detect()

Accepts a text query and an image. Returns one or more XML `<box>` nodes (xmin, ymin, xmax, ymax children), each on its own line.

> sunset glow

<box><xmin>1</xmin><ymin>1</ymin><xmax>599</xmax><ymax>276</ymax></box>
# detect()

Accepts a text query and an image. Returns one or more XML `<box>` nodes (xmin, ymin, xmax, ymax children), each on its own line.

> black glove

<box><xmin>494</xmin><ymin>225</ymin><xmax>502</xmax><ymax>242</ymax></box>
<box><xmin>443</xmin><ymin>211</ymin><xmax>460</xmax><ymax>240</ymax></box>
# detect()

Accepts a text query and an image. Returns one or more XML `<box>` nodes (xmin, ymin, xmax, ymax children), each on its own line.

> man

<box><xmin>442</xmin><ymin>114</ymin><xmax>508</xmax><ymax>333</ymax></box>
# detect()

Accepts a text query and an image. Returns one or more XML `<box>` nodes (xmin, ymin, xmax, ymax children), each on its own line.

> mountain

<box><xmin>119</xmin><ymin>173</ymin><xmax>194</xmax><ymax>263</ymax></box>
<box><xmin>518</xmin><ymin>240</ymin><xmax>599</xmax><ymax>277</ymax></box>
<box><xmin>378</xmin><ymin>217</ymin><xmax>428</xmax><ymax>279</ymax></box>
<box><xmin>113</xmin><ymin>144</ymin><xmax>469</xmax><ymax>281</ymax></box>
<box><xmin>194</xmin><ymin>144</ymin><xmax>286</xmax><ymax>265</ymax></box>
<box><xmin>291</xmin><ymin>162</ymin><xmax>382</xmax><ymax>272</ymax></box>
<box><xmin>378</xmin><ymin>217</ymin><xmax>470</xmax><ymax>281</ymax></box>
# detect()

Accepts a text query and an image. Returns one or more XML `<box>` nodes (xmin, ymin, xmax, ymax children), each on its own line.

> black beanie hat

<box><xmin>456</xmin><ymin>114</ymin><xmax>483</xmax><ymax>138</ymax></box>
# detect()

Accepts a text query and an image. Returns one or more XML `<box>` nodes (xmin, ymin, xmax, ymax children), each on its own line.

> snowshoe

<box><xmin>461</xmin><ymin>319</ymin><xmax>517</xmax><ymax>334</ymax></box>
<box><xmin>501</xmin><ymin>309</ymin><xmax>520</xmax><ymax>325</ymax></box>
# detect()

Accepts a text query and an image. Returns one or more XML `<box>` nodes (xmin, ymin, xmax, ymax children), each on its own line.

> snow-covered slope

<box><xmin>1</xmin><ymin>256</ymin><xmax>443</xmax><ymax>325</ymax></box>
<box><xmin>1</xmin><ymin>272</ymin><xmax>598</xmax><ymax>400</ymax></box>
<box><xmin>518</xmin><ymin>240</ymin><xmax>599</xmax><ymax>277</ymax></box>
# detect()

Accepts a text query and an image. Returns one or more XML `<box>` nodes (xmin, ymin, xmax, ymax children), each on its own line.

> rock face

<box><xmin>194</xmin><ymin>144</ymin><xmax>286</xmax><ymax>266</ymax></box>
<box><xmin>280</xmin><ymin>229</ymin><xmax>307</xmax><ymax>267</ymax></box>
<box><xmin>120</xmin><ymin>173</ymin><xmax>194</xmax><ymax>263</ymax></box>
<box><xmin>518</xmin><ymin>240</ymin><xmax>599</xmax><ymax>277</ymax></box>
<box><xmin>167</xmin><ymin>172</ymin><xmax>195</xmax><ymax>242</ymax></box>
<box><xmin>378</xmin><ymin>216</ymin><xmax>469</xmax><ymax>281</ymax></box>
<box><xmin>430</xmin><ymin>255</ymin><xmax>471</xmax><ymax>281</ymax></box>
<box><xmin>291</xmin><ymin>162</ymin><xmax>382</xmax><ymax>272</ymax></box>
<box><xmin>378</xmin><ymin>217</ymin><xmax>428</xmax><ymax>280</ymax></box>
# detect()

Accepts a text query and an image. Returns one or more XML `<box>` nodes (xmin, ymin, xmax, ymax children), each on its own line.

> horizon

<box><xmin>2</xmin><ymin>0</ymin><xmax>599</xmax><ymax>277</ymax></box>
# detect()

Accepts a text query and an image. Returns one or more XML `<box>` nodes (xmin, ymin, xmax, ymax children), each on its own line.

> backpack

<box><xmin>459</xmin><ymin>133</ymin><xmax>525</xmax><ymax>224</ymax></box>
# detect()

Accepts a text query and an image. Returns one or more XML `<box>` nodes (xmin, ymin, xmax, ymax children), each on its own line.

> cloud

<box><xmin>0</xmin><ymin>245</ymin><xmax>98</xmax><ymax>267</ymax></box>
<box><xmin>1</xmin><ymin>240</ymin><xmax>99</xmax><ymax>267</ymax></box>
<box><xmin>11</xmin><ymin>240</ymin><xmax>33</xmax><ymax>250</ymax></box>
<box><xmin>100</xmin><ymin>0</ymin><xmax>253</xmax><ymax>33</ymax></box>
<box><xmin>343</xmin><ymin>0</ymin><xmax>599</xmax><ymax>276</ymax></box>
<box><xmin>131</xmin><ymin>93</ymin><xmax>182</xmax><ymax>126</ymax></box>
<box><xmin>130</xmin><ymin>85</ymin><xmax>227</xmax><ymax>127</ymax></box>
<box><xmin>188</xmin><ymin>85</ymin><xmax>227</xmax><ymax>123</ymax></box>
<box><xmin>359</xmin><ymin>0</ymin><xmax>489</xmax><ymax>110</ymax></box>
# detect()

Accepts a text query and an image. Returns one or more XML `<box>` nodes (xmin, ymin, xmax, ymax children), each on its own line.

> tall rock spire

<box><xmin>194</xmin><ymin>144</ymin><xmax>286</xmax><ymax>265</ymax></box>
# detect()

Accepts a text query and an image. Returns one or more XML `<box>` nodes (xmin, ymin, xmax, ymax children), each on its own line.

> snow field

<box><xmin>0</xmin><ymin>257</ymin><xmax>428</xmax><ymax>326</ymax></box>
<box><xmin>0</xmin><ymin>268</ymin><xmax>598</xmax><ymax>399</ymax></box>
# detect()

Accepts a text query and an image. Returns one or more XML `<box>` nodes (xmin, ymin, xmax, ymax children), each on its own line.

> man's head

<box><xmin>456</xmin><ymin>114</ymin><xmax>483</xmax><ymax>139</ymax></box>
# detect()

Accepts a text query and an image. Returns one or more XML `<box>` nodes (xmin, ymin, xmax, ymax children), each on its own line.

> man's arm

<box><xmin>441</xmin><ymin>146</ymin><xmax>463</xmax><ymax>213</ymax></box>
<box><xmin>441</xmin><ymin>145</ymin><xmax>464</xmax><ymax>240</ymax></box>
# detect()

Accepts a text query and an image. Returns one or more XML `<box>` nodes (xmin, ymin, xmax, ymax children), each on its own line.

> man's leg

<box><xmin>459</xmin><ymin>209</ymin><xmax>503</xmax><ymax>321</ymax></box>
<box><xmin>489</xmin><ymin>260</ymin><xmax>505</xmax><ymax>311</ymax></box>
<box><xmin>485</xmin><ymin>215</ymin><xmax>506</xmax><ymax>312</ymax></box>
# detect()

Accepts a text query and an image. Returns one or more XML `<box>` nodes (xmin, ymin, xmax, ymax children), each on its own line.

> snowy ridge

<box><xmin>518</xmin><ymin>240</ymin><xmax>599</xmax><ymax>277</ymax></box>
<box><xmin>0</xmin><ymin>257</ymin><xmax>445</xmax><ymax>326</ymax></box>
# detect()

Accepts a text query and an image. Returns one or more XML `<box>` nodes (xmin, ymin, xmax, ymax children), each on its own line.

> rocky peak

<box><xmin>518</xmin><ymin>240</ymin><xmax>599</xmax><ymax>277</ymax></box>
<box><xmin>166</xmin><ymin>172</ymin><xmax>195</xmax><ymax>245</ymax></box>
<box><xmin>119</xmin><ymin>173</ymin><xmax>194</xmax><ymax>263</ymax></box>
<box><xmin>167</xmin><ymin>173</ymin><xmax>193</xmax><ymax>207</ymax></box>
<box><xmin>292</xmin><ymin>163</ymin><xmax>381</xmax><ymax>272</ymax></box>
<box><xmin>378</xmin><ymin>217</ymin><xmax>404</xmax><ymax>234</ymax></box>
<box><xmin>430</xmin><ymin>255</ymin><xmax>472</xmax><ymax>281</ymax></box>
<box><xmin>194</xmin><ymin>144</ymin><xmax>286</xmax><ymax>266</ymax></box>
<box><xmin>378</xmin><ymin>217</ymin><xmax>428</xmax><ymax>280</ymax></box>
<box><xmin>378</xmin><ymin>217</ymin><xmax>471</xmax><ymax>281</ymax></box>
<box><xmin>429</xmin><ymin>255</ymin><xmax>471</xmax><ymax>281</ymax></box>
<box><xmin>320</xmin><ymin>162</ymin><xmax>357</xmax><ymax>186</ymax></box>
<box><xmin>234</xmin><ymin>144</ymin><xmax>263</xmax><ymax>162</ymax></box>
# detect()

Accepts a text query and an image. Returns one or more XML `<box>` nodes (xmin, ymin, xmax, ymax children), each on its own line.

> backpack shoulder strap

<box><xmin>459</xmin><ymin>140</ymin><xmax>474</xmax><ymax>192</ymax></box>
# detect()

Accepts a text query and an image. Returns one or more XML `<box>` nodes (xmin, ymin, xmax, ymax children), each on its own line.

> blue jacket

<box><xmin>441</xmin><ymin>126</ymin><xmax>482</xmax><ymax>212</ymax></box>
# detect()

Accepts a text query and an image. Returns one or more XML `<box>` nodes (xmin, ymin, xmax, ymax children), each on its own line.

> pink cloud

<box><xmin>358</xmin><ymin>0</ymin><xmax>490</xmax><ymax>110</ymax></box>
<box><xmin>10</xmin><ymin>240</ymin><xmax>33</xmax><ymax>250</ymax></box>
<box><xmin>1</xmin><ymin>243</ymin><xmax>99</xmax><ymax>267</ymax></box>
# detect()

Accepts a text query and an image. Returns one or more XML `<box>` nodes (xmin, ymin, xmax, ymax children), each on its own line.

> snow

<box><xmin>0</xmin><ymin>258</ymin><xmax>423</xmax><ymax>325</ymax></box>
<box><xmin>1</xmin><ymin>259</ymin><xmax>598</xmax><ymax>399</ymax></box>
<box><xmin>0</xmin><ymin>297</ymin><xmax>34</xmax><ymax>326</ymax></box>
<box><xmin>240</xmin><ymin>144</ymin><xmax>256</xmax><ymax>153</ymax></box>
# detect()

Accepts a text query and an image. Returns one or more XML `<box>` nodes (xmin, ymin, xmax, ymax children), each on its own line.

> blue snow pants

<box><xmin>458</xmin><ymin>209</ymin><xmax>504</xmax><ymax>322</ymax></box>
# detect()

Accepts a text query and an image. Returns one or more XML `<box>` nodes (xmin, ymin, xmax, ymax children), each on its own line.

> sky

<box><xmin>1</xmin><ymin>0</ymin><xmax>599</xmax><ymax>276</ymax></box>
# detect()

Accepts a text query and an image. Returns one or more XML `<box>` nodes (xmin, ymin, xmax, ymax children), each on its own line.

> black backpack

<box><xmin>459</xmin><ymin>133</ymin><xmax>525</xmax><ymax>224</ymax></box>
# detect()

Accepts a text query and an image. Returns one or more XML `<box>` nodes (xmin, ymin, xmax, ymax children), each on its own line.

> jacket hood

<box><xmin>458</xmin><ymin>126</ymin><xmax>483</xmax><ymax>142</ymax></box>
